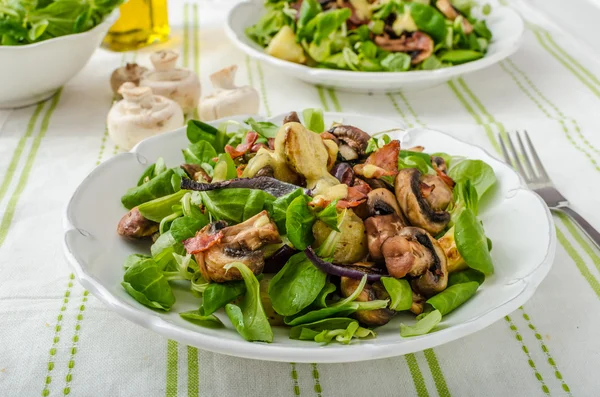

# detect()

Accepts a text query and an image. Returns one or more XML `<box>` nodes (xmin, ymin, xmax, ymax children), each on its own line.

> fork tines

<box><xmin>498</xmin><ymin>131</ymin><xmax>551</xmax><ymax>184</ymax></box>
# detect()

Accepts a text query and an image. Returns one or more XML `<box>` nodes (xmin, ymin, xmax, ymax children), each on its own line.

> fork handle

<box><xmin>558</xmin><ymin>206</ymin><xmax>600</xmax><ymax>249</ymax></box>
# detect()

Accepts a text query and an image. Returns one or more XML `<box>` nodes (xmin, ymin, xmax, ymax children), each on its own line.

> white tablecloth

<box><xmin>1</xmin><ymin>1</ymin><xmax>599</xmax><ymax>396</ymax></box>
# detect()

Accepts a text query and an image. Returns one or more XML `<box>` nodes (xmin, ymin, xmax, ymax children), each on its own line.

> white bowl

<box><xmin>225</xmin><ymin>1</ymin><xmax>524</xmax><ymax>93</ymax></box>
<box><xmin>63</xmin><ymin>112</ymin><xmax>555</xmax><ymax>363</ymax></box>
<box><xmin>0</xmin><ymin>9</ymin><xmax>119</xmax><ymax>109</ymax></box>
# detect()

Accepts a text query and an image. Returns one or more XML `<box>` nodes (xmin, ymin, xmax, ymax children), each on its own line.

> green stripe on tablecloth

<box><xmin>423</xmin><ymin>349</ymin><xmax>451</xmax><ymax>397</ymax></box>
<box><xmin>532</xmin><ymin>30</ymin><xmax>600</xmax><ymax>99</ymax></box>
<box><xmin>290</xmin><ymin>363</ymin><xmax>301</xmax><ymax>395</ymax></box>
<box><xmin>518</xmin><ymin>308</ymin><xmax>572</xmax><ymax>394</ymax></box>
<box><xmin>62</xmin><ymin>291</ymin><xmax>89</xmax><ymax>395</ymax></box>
<box><xmin>183</xmin><ymin>3</ymin><xmax>189</xmax><ymax>68</ymax></box>
<box><xmin>193</xmin><ymin>3</ymin><xmax>199</xmax><ymax>82</ymax></box>
<box><xmin>41</xmin><ymin>275</ymin><xmax>74</xmax><ymax>397</ymax></box>
<box><xmin>311</xmin><ymin>363</ymin><xmax>322</xmax><ymax>396</ymax></box>
<box><xmin>500</xmin><ymin>0</ymin><xmax>600</xmax><ymax>98</ymax></box>
<box><xmin>187</xmin><ymin>346</ymin><xmax>199</xmax><ymax>397</ymax></box>
<box><xmin>555</xmin><ymin>211</ymin><xmax>600</xmax><ymax>272</ymax></box>
<box><xmin>542</xmin><ymin>31</ymin><xmax>600</xmax><ymax>87</ymax></box>
<box><xmin>256</xmin><ymin>62</ymin><xmax>272</xmax><ymax>117</ymax></box>
<box><xmin>0</xmin><ymin>88</ymin><xmax>62</xmax><ymax>248</ymax></box>
<box><xmin>166</xmin><ymin>340</ymin><xmax>178</xmax><ymax>397</ymax></box>
<box><xmin>447</xmin><ymin>80</ymin><xmax>501</xmax><ymax>154</ymax></box>
<box><xmin>505</xmin><ymin>315</ymin><xmax>549</xmax><ymax>394</ymax></box>
<box><xmin>397</xmin><ymin>91</ymin><xmax>424</xmax><ymax>128</ymax></box>
<box><xmin>505</xmin><ymin>58</ymin><xmax>600</xmax><ymax>157</ymax></box>
<box><xmin>327</xmin><ymin>88</ymin><xmax>342</xmax><ymax>112</ymax></box>
<box><xmin>317</xmin><ymin>87</ymin><xmax>330</xmax><ymax>112</ymax></box>
<box><xmin>387</xmin><ymin>93</ymin><xmax>411</xmax><ymax>127</ymax></box>
<box><xmin>556</xmin><ymin>226</ymin><xmax>600</xmax><ymax>298</ymax></box>
<box><xmin>0</xmin><ymin>102</ymin><xmax>45</xmax><ymax>204</ymax></box>
<box><xmin>499</xmin><ymin>61</ymin><xmax>600</xmax><ymax>171</ymax></box>
<box><xmin>405</xmin><ymin>354</ymin><xmax>430</xmax><ymax>397</ymax></box>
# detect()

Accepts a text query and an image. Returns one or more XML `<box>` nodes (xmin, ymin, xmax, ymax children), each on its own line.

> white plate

<box><xmin>63</xmin><ymin>112</ymin><xmax>555</xmax><ymax>363</ymax></box>
<box><xmin>225</xmin><ymin>1</ymin><xmax>524</xmax><ymax>93</ymax></box>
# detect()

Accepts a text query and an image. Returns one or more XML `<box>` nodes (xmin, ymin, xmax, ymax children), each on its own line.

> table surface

<box><xmin>1</xmin><ymin>0</ymin><xmax>600</xmax><ymax>396</ymax></box>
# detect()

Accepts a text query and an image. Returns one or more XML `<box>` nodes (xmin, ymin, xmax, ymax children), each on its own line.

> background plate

<box><xmin>225</xmin><ymin>0</ymin><xmax>524</xmax><ymax>93</ymax></box>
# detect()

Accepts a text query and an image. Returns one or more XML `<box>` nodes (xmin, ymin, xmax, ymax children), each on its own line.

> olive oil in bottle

<box><xmin>103</xmin><ymin>0</ymin><xmax>170</xmax><ymax>51</ymax></box>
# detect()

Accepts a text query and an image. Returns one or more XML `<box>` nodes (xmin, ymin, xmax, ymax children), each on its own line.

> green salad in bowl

<box><xmin>246</xmin><ymin>0</ymin><xmax>493</xmax><ymax>72</ymax></box>
<box><xmin>116</xmin><ymin>109</ymin><xmax>497</xmax><ymax>345</ymax></box>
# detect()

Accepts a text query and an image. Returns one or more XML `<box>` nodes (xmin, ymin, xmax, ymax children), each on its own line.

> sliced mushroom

<box><xmin>379</xmin><ymin>227</ymin><xmax>448</xmax><ymax>297</ymax></box>
<box><xmin>181</xmin><ymin>164</ymin><xmax>212</xmax><ymax>183</ymax></box>
<box><xmin>117</xmin><ymin>207</ymin><xmax>158</xmax><ymax>239</ymax></box>
<box><xmin>380</xmin><ymin>227</ymin><xmax>437</xmax><ymax>278</ymax></box>
<box><xmin>328</xmin><ymin>125</ymin><xmax>371</xmax><ymax>158</ymax></box>
<box><xmin>367</xmin><ymin>188</ymin><xmax>402</xmax><ymax>217</ymax></box>
<box><xmin>110</xmin><ymin>63</ymin><xmax>148</xmax><ymax>97</ymax></box>
<box><xmin>364</xmin><ymin>213</ymin><xmax>406</xmax><ymax>261</ymax></box>
<box><xmin>395</xmin><ymin>168</ymin><xmax>451</xmax><ymax>235</ymax></box>
<box><xmin>340</xmin><ymin>277</ymin><xmax>395</xmax><ymax>326</ymax></box>
<box><xmin>435</xmin><ymin>0</ymin><xmax>473</xmax><ymax>34</ymax></box>
<box><xmin>421</xmin><ymin>175</ymin><xmax>453</xmax><ymax>211</ymax></box>
<box><xmin>374</xmin><ymin>32</ymin><xmax>434</xmax><ymax>64</ymax></box>
<box><xmin>186</xmin><ymin>211</ymin><xmax>281</xmax><ymax>282</ymax></box>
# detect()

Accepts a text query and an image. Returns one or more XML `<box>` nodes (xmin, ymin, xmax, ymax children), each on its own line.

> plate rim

<box><xmin>224</xmin><ymin>0</ymin><xmax>525</xmax><ymax>82</ymax></box>
<box><xmin>63</xmin><ymin>112</ymin><xmax>556</xmax><ymax>363</ymax></box>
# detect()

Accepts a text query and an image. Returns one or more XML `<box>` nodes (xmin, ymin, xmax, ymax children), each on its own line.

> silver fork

<box><xmin>498</xmin><ymin>130</ymin><xmax>600</xmax><ymax>249</ymax></box>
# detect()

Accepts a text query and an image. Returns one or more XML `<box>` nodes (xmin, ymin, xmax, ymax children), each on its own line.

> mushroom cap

<box><xmin>395</xmin><ymin>168</ymin><xmax>451</xmax><ymax>235</ymax></box>
<box><xmin>367</xmin><ymin>188</ymin><xmax>403</xmax><ymax>217</ymax></box>
<box><xmin>364</xmin><ymin>213</ymin><xmax>406</xmax><ymax>261</ymax></box>
<box><xmin>328</xmin><ymin>125</ymin><xmax>371</xmax><ymax>157</ymax></box>
<box><xmin>150</xmin><ymin>50</ymin><xmax>179</xmax><ymax>72</ymax></box>
<box><xmin>421</xmin><ymin>175</ymin><xmax>453</xmax><ymax>211</ymax></box>
<box><xmin>395</xmin><ymin>227</ymin><xmax>448</xmax><ymax>297</ymax></box>
<box><xmin>187</xmin><ymin>211</ymin><xmax>281</xmax><ymax>282</ymax></box>
<box><xmin>374</xmin><ymin>31</ymin><xmax>434</xmax><ymax>64</ymax></box>
<box><xmin>110</xmin><ymin>63</ymin><xmax>149</xmax><ymax>96</ymax></box>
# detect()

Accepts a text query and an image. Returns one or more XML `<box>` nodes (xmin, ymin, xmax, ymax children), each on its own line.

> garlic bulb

<box><xmin>198</xmin><ymin>65</ymin><xmax>260</xmax><ymax>121</ymax></box>
<box><xmin>107</xmin><ymin>83</ymin><xmax>184</xmax><ymax>150</ymax></box>
<box><xmin>139</xmin><ymin>50</ymin><xmax>201</xmax><ymax>114</ymax></box>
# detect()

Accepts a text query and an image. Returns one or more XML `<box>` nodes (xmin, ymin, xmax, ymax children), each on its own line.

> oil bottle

<box><xmin>103</xmin><ymin>0</ymin><xmax>170</xmax><ymax>51</ymax></box>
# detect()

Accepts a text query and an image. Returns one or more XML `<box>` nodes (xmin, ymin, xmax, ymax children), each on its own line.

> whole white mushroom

<box><xmin>139</xmin><ymin>50</ymin><xmax>201</xmax><ymax>114</ymax></box>
<box><xmin>198</xmin><ymin>65</ymin><xmax>260</xmax><ymax>121</ymax></box>
<box><xmin>107</xmin><ymin>83</ymin><xmax>184</xmax><ymax>150</ymax></box>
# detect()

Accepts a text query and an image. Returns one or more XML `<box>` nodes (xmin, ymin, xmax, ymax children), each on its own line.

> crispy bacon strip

<box><xmin>225</xmin><ymin>132</ymin><xmax>259</xmax><ymax>159</ymax></box>
<box><xmin>420</xmin><ymin>182</ymin><xmax>435</xmax><ymax>198</ymax></box>
<box><xmin>183</xmin><ymin>227</ymin><xmax>223</xmax><ymax>254</ymax></box>
<box><xmin>337</xmin><ymin>183</ymin><xmax>371</xmax><ymax>209</ymax></box>
<box><xmin>354</xmin><ymin>140</ymin><xmax>400</xmax><ymax>178</ymax></box>
<box><xmin>236</xmin><ymin>164</ymin><xmax>246</xmax><ymax>178</ymax></box>
<box><xmin>431</xmin><ymin>158</ymin><xmax>456</xmax><ymax>189</ymax></box>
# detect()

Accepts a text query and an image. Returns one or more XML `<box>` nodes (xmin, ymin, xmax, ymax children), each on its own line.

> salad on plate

<box><xmin>117</xmin><ymin>109</ymin><xmax>497</xmax><ymax>344</ymax></box>
<box><xmin>246</xmin><ymin>0</ymin><xmax>493</xmax><ymax>72</ymax></box>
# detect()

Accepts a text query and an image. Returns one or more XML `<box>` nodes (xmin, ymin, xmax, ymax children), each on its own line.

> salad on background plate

<box><xmin>246</xmin><ymin>0</ymin><xmax>493</xmax><ymax>72</ymax></box>
<box><xmin>116</xmin><ymin>108</ymin><xmax>498</xmax><ymax>345</ymax></box>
